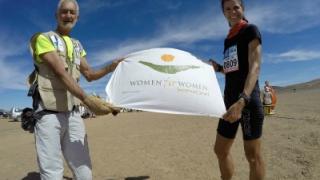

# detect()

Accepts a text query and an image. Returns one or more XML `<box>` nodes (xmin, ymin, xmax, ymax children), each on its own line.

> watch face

<box><xmin>239</xmin><ymin>93</ymin><xmax>250</xmax><ymax>105</ymax></box>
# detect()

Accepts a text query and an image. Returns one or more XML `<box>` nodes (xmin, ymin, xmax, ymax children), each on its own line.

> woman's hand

<box><xmin>209</xmin><ymin>59</ymin><xmax>224</xmax><ymax>73</ymax></box>
<box><xmin>222</xmin><ymin>99</ymin><xmax>246</xmax><ymax>123</ymax></box>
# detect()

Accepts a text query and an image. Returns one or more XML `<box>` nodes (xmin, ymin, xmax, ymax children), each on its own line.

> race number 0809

<box><xmin>224</xmin><ymin>58</ymin><xmax>237</xmax><ymax>69</ymax></box>
<box><xmin>223</xmin><ymin>58</ymin><xmax>238</xmax><ymax>73</ymax></box>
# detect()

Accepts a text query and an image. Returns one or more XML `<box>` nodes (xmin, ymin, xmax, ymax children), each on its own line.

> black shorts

<box><xmin>217</xmin><ymin>96</ymin><xmax>264</xmax><ymax>140</ymax></box>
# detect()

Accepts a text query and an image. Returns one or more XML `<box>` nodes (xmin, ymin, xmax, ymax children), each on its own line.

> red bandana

<box><xmin>227</xmin><ymin>19</ymin><xmax>248</xmax><ymax>39</ymax></box>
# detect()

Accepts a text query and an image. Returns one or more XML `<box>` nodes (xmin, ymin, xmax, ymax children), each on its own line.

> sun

<box><xmin>161</xmin><ymin>54</ymin><xmax>175</xmax><ymax>62</ymax></box>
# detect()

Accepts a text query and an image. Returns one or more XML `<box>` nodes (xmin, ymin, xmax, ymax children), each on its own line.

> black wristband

<box><xmin>217</xmin><ymin>64</ymin><xmax>223</xmax><ymax>72</ymax></box>
<box><xmin>209</xmin><ymin>59</ymin><xmax>223</xmax><ymax>72</ymax></box>
<box><xmin>239</xmin><ymin>92</ymin><xmax>250</xmax><ymax>105</ymax></box>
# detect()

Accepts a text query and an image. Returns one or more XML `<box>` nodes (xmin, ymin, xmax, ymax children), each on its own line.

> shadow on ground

<box><xmin>125</xmin><ymin>176</ymin><xmax>150</xmax><ymax>180</ymax></box>
<box><xmin>22</xmin><ymin>172</ymin><xmax>72</xmax><ymax>180</ymax></box>
<box><xmin>105</xmin><ymin>176</ymin><xmax>151</xmax><ymax>180</ymax></box>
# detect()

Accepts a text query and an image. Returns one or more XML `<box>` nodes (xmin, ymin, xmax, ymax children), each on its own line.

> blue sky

<box><xmin>1</xmin><ymin>0</ymin><xmax>320</xmax><ymax>110</ymax></box>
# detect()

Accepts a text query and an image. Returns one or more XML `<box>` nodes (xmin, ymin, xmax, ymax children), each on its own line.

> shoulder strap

<box><xmin>47</xmin><ymin>31</ymin><xmax>61</xmax><ymax>49</ymax></box>
<box><xmin>27</xmin><ymin>69</ymin><xmax>37</xmax><ymax>87</ymax></box>
<box><xmin>43</xmin><ymin>31</ymin><xmax>67</xmax><ymax>56</ymax></box>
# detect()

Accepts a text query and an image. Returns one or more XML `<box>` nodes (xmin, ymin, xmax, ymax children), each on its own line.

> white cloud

<box><xmin>0</xmin><ymin>33</ymin><xmax>25</xmax><ymax>58</ymax></box>
<box><xmin>90</xmin><ymin>11</ymin><xmax>227</xmax><ymax>65</ymax></box>
<box><xmin>0</xmin><ymin>59</ymin><xmax>29</xmax><ymax>90</ymax></box>
<box><xmin>80</xmin><ymin>0</ymin><xmax>139</xmax><ymax>15</ymax></box>
<box><xmin>266</xmin><ymin>50</ymin><xmax>320</xmax><ymax>63</ymax></box>
<box><xmin>89</xmin><ymin>0</ymin><xmax>320</xmax><ymax>66</ymax></box>
<box><xmin>247</xmin><ymin>0</ymin><xmax>320</xmax><ymax>34</ymax></box>
<box><xmin>0</xmin><ymin>34</ymin><xmax>31</xmax><ymax>90</ymax></box>
<box><xmin>80</xmin><ymin>0</ymin><xmax>183</xmax><ymax>15</ymax></box>
<box><xmin>3</xmin><ymin>0</ymin><xmax>320</xmax><ymax>91</ymax></box>
<box><xmin>26</xmin><ymin>13</ymin><xmax>54</xmax><ymax>31</ymax></box>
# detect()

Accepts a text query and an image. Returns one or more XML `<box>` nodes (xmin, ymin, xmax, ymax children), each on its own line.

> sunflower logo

<box><xmin>161</xmin><ymin>54</ymin><xmax>175</xmax><ymax>62</ymax></box>
<box><xmin>139</xmin><ymin>53</ymin><xmax>200</xmax><ymax>74</ymax></box>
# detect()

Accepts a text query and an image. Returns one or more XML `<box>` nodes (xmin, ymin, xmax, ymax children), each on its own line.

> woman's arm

<box><xmin>243</xmin><ymin>39</ymin><xmax>262</xmax><ymax>97</ymax></box>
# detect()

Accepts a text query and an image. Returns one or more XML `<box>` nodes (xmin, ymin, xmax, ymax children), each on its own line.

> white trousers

<box><xmin>34</xmin><ymin>110</ymin><xmax>92</xmax><ymax>180</ymax></box>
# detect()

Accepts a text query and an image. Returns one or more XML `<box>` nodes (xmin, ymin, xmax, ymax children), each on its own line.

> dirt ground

<box><xmin>0</xmin><ymin>89</ymin><xmax>319</xmax><ymax>180</ymax></box>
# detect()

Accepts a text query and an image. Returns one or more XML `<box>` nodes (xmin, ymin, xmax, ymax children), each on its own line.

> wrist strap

<box><xmin>217</xmin><ymin>64</ymin><xmax>223</xmax><ymax>72</ymax></box>
<box><xmin>239</xmin><ymin>92</ymin><xmax>250</xmax><ymax>105</ymax></box>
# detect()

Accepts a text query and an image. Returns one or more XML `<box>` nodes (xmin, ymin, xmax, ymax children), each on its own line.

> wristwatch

<box><xmin>239</xmin><ymin>92</ymin><xmax>250</xmax><ymax>105</ymax></box>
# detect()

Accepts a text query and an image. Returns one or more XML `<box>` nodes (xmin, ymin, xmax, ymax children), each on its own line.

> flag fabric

<box><xmin>106</xmin><ymin>48</ymin><xmax>226</xmax><ymax>118</ymax></box>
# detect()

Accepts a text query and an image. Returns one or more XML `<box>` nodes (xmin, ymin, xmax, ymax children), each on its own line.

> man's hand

<box><xmin>107</xmin><ymin>57</ymin><xmax>124</xmax><ymax>72</ymax></box>
<box><xmin>104</xmin><ymin>101</ymin><xmax>121</xmax><ymax>116</ymax></box>
<box><xmin>83</xmin><ymin>95</ymin><xmax>120</xmax><ymax>116</ymax></box>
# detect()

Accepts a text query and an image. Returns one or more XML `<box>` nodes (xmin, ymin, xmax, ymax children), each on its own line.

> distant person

<box><xmin>28</xmin><ymin>0</ymin><xmax>122</xmax><ymax>179</ymax></box>
<box><xmin>264</xmin><ymin>80</ymin><xmax>277</xmax><ymax>113</ymax></box>
<box><xmin>293</xmin><ymin>88</ymin><xmax>297</xmax><ymax>93</ymax></box>
<box><xmin>263</xmin><ymin>86</ymin><xmax>272</xmax><ymax>105</ymax></box>
<box><xmin>210</xmin><ymin>0</ymin><xmax>265</xmax><ymax>179</ymax></box>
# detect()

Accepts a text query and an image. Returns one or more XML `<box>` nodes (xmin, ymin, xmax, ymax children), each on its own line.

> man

<box><xmin>28</xmin><ymin>0</ymin><xmax>122</xmax><ymax>179</ymax></box>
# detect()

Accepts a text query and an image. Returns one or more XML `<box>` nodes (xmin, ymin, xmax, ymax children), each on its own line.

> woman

<box><xmin>210</xmin><ymin>0</ymin><xmax>265</xmax><ymax>179</ymax></box>
<box><xmin>263</xmin><ymin>86</ymin><xmax>273</xmax><ymax>106</ymax></box>
<box><xmin>264</xmin><ymin>80</ymin><xmax>277</xmax><ymax>113</ymax></box>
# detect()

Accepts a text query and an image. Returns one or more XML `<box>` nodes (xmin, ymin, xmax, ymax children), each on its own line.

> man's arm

<box><xmin>40</xmin><ymin>52</ymin><xmax>119</xmax><ymax>115</ymax></box>
<box><xmin>80</xmin><ymin>56</ymin><xmax>123</xmax><ymax>82</ymax></box>
<box><xmin>40</xmin><ymin>51</ymin><xmax>86</xmax><ymax>101</ymax></box>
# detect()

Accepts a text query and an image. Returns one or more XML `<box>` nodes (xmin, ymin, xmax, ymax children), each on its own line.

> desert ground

<box><xmin>0</xmin><ymin>88</ymin><xmax>319</xmax><ymax>180</ymax></box>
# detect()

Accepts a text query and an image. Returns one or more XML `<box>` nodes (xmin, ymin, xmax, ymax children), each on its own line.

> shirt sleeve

<box><xmin>245</xmin><ymin>24</ymin><xmax>262</xmax><ymax>44</ymax></box>
<box><xmin>81</xmin><ymin>49</ymin><xmax>86</xmax><ymax>57</ymax></box>
<box><xmin>34</xmin><ymin>34</ymin><xmax>56</xmax><ymax>56</ymax></box>
<box><xmin>78</xmin><ymin>41</ymin><xmax>86</xmax><ymax>57</ymax></box>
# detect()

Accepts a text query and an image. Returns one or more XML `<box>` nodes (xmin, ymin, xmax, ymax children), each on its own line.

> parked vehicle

<box><xmin>0</xmin><ymin>110</ymin><xmax>9</xmax><ymax>118</ymax></box>
<box><xmin>10</xmin><ymin>107</ymin><xmax>22</xmax><ymax>121</ymax></box>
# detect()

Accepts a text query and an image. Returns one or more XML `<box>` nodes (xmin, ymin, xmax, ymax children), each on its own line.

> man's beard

<box><xmin>59</xmin><ymin>21</ymin><xmax>76</xmax><ymax>31</ymax></box>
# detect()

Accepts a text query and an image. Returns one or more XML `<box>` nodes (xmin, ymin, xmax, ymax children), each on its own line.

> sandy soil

<box><xmin>0</xmin><ymin>89</ymin><xmax>319</xmax><ymax>180</ymax></box>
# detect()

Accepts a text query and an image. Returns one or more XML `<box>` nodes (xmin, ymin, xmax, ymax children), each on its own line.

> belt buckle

<box><xmin>72</xmin><ymin>105</ymin><xmax>80</xmax><ymax>112</ymax></box>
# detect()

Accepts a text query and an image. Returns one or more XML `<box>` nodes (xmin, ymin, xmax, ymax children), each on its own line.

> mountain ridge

<box><xmin>272</xmin><ymin>78</ymin><xmax>320</xmax><ymax>92</ymax></box>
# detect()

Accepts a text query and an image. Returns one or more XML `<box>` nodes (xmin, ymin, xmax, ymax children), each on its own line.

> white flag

<box><xmin>106</xmin><ymin>48</ymin><xmax>226</xmax><ymax>118</ymax></box>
